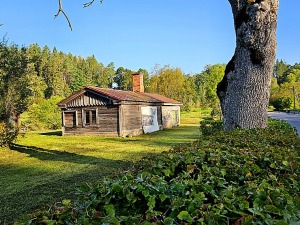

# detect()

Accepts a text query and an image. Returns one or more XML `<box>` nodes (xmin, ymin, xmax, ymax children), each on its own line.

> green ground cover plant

<box><xmin>0</xmin><ymin>110</ymin><xmax>202</xmax><ymax>224</ymax></box>
<box><xmin>18</xmin><ymin>118</ymin><xmax>300</xmax><ymax>224</ymax></box>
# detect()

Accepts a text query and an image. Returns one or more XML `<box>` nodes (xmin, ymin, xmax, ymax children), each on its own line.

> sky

<box><xmin>0</xmin><ymin>0</ymin><xmax>299</xmax><ymax>75</ymax></box>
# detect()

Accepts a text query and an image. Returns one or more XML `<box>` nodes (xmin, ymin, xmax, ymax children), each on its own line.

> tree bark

<box><xmin>217</xmin><ymin>0</ymin><xmax>279</xmax><ymax>130</ymax></box>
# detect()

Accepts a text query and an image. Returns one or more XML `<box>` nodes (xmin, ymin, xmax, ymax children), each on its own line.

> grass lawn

<box><xmin>0</xmin><ymin>109</ymin><xmax>207</xmax><ymax>224</ymax></box>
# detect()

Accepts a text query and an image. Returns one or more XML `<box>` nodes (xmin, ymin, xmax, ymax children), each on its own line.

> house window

<box><xmin>85</xmin><ymin>110</ymin><xmax>97</xmax><ymax>125</ymax></box>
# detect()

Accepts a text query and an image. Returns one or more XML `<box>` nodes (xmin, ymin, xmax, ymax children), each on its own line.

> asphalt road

<box><xmin>268</xmin><ymin>111</ymin><xmax>300</xmax><ymax>135</ymax></box>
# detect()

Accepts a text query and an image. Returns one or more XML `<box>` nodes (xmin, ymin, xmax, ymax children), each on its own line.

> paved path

<box><xmin>268</xmin><ymin>111</ymin><xmax>300</xmax><ymax>135</ymax></box>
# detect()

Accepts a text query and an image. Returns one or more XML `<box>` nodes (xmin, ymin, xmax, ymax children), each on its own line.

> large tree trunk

<box><xmin>217</xmin><ymin>0</ymin><xmax>279</xmax><ymax>130</ymax></box>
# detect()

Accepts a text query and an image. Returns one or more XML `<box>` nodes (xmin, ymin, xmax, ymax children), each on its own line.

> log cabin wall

<box><xmin>61</xmin><ymin>103</ymin><xmax>180</xmax><ymax>136</ymax></box>
<box><xmin>62</xmin><ymin>106</ymin><xmax>119</xmax><ymax>136</ymax></box>
<box><xmin>120</xmin><ymin>105</ymin><xmax>143</xmax><ymax>136</ymax></box>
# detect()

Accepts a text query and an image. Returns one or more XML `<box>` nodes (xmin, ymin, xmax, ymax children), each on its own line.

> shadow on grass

<box><xmin>2</xmin><ymin>145</ymin><xmax>134</xmax><ymax>224</ymax></box>
<box><xmin>0</xmin><ymin>163</ymin><xmax>133</xmax><ymax>224</ymax></box>
<box><xmin>41</xmin><ymin>131</ymin><xmax>62</xmax><ymax>136</ymax></box>
<box><xmin>10</xmin><ymin>143</ymin><xmax>124</xmax><ymax>165</ymax></box>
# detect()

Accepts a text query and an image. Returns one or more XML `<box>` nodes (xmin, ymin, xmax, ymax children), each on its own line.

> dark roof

<box><xmin>140</xmin><ymin>92</ymin><xmax>182</xmax><ymax>105</ymax></box>
<box><xmin>58</xmin><ymin>86</ymin><xmax>182</xmax><ymax>107</ymax></box>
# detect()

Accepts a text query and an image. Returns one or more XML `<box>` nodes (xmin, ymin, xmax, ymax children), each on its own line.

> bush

<box><xmin>210</xmin><ymin>104</ymin><xmax>222</xmax><ymax>120</ymax></box>
<box><xmin>0</xmin><ymin>122</ymin><xmax>18</xmax><ymax>147</ymax></box>
<box><xmin>270</xmin><ymin>97</ymin><xmax>292</xmax><ymax>111</ymax></box>
<box><xmin>200</xmin><ymin>118</ymin><xmax>223</xmax><ymax>136</ymax></box>
<box><xmin>25</xmin><ymin>97</ymin><xmax>63</xmax><ymax>130</ymax></box>
<box><xmin>18</xmin><ymin>119</ymin><xmax>300</xmax><ymax>224</ymax></box>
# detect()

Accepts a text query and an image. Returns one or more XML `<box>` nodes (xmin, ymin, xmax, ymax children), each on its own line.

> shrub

<box><xmin>210</xmin><ymin>103</ymin><xmax>222</xmax><ymax>120</ymax></box>
<box><xmin>270</xmin><ymin>97</ymin><xmax>292</xmax><ymax>111</ymax></box>
<box><xmin>18</xmin><ymin>119</ymin><xmax>300</xmax><ymax>224</ymax></box>
<box><xmin>200</xmin><ymin>118</ymin><xmax>223</xmax><ymax>136</ymax></box>
<box><xmin>25</xmin><ymin>96</ymin><xmax>63</xmax><ymax>130</ymax></box>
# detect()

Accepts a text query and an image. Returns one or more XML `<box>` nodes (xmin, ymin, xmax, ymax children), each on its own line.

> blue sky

<box><xmin>0</xmin><ymin>0</ymin><xmax>299</xmax><ymax>74</ymax></box>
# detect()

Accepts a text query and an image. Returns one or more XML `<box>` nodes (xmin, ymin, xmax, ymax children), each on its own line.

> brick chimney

<box><xmin>132</xmin><ymin>72</ymin><xmax>144</xmax><ymax>93</ymax></box>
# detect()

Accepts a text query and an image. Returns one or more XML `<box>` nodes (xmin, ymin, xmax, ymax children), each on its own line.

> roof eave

<box><xmin>161</xmin><ymin>103</ymin><xmax>183</xmax><ymax>106</ymax></box>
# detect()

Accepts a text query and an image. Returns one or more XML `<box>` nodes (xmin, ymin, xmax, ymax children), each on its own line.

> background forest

<box><xmin>0</xmin><ymin>41</ymin><xmax>298</xmax><ymax>132</ymax></box>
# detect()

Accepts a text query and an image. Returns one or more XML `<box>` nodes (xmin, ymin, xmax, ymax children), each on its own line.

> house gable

<box><xmin>58</xmin><ymin>89</ymin><xmax>114</xmax><ymax>108</ymax></box>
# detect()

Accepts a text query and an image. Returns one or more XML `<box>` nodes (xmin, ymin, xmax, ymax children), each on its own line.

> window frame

<box><xmin>83</xmin><ymin>108</ymin><xmax>98</xmax><ymax>126</ymax></box>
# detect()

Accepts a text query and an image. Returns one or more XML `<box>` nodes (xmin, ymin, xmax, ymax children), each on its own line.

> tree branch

<box><xmin>55</xmin><ymin>0</ymin><xmax>103</xmax><ymax>30</ymax></box>
<box><xmin>55</xmin><ymin>0</ymin><xmax>73</xmax><ymax>31</ymax></box>
<box><xmin>83</xmin><ymin>0</ymin><xmax>103</xmax><ymax>8</ymax></box>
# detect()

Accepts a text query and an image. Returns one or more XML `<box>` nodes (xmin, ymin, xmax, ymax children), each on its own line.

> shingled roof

<box><xmin>57</xmin><ymin>86</ymin><xmax>182</xmax><ymax>108</ymax></box>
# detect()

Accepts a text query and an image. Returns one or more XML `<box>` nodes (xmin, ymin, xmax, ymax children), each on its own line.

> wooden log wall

<box><xmin>63</xmin><ymin>106</ymin><xmax>119</xmax><ymax>136</ymax></box>
<box><xmin>121</xmin><ymin>105</ymin><xmax>142</xmax><ymax>133</ymax></box>
<box><xmin>97</xmin><ymin>107</ymin><xmax>118</xmax><ymax>133</ymax></box>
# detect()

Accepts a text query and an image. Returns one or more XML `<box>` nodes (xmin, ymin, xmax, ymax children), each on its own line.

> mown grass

<box><xmin>0</xmin><ymin>109</ymin><xmax>206</xmax><ymax>224</ymax></box>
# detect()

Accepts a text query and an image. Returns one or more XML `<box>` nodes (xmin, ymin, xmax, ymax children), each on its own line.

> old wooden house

<box><xmin>57</xmin><ymin>72</ymin><xmax>182</xmax><ymax>136</ymax></box>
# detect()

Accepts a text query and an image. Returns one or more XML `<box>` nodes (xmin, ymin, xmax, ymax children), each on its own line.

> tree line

<box><xmin>0</xmin><ymin>40</ymin><xmax>297</xmax><ymax>139</ymax></box>
<box><xmin>270</xmin><ymin>60</ymin><xmax>300</xmax><ymax>110</ymax></box>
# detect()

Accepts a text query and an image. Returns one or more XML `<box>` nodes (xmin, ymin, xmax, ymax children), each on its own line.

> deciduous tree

<box><xmin>195</xmin><ymin>64</ymin><xmax>225</xmax><ymax>108</ymax></box>
<box><xmin>148</xmin><ymin>65</ymin><xmax>196</xmax><ymax>111</ymax></box>
<box><xmin>99</xmin><ymin>62</ymin><xmax>115</xmax><ymax>88</ymax></box>
<box><xmin>217</xmin><ymin>0</ymin><xmax>279</xmax><ymax>130</ymax></box>
<box><xmin>0</xmin><ymin>42</ymin><xmax>39</xmax><ymax>127</ymax></box>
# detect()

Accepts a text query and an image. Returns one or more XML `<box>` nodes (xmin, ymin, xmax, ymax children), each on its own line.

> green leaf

<box><xmin>159</xmin><ymin>193</ymin><xmax>168</xmax><ymax>202</ymax></box>
<box><xmin>248</xmin><ymin>208</ymin><xmax>266</xmax><ymax>219</ymax></box>
<box><xmin>104</xmin><ymin>204</ymin><xmax>115</xmax><ymax>217</ymax></box>
<box><xmin>107</xmin><ymin>217</ymin><xmax>121</xmax><ymax>225</ymax></box>
<box><xmin>239</xmin><ymin>201</ymin><xmax>249</xmax><ymax>211</ymax></box>
<box><xmin>163</xmin><ymin>169</ymin><xmax>171</xmax><ymax>176</ymax></box>
<box><xmin>164</xmin><ymin>217</ymin><xmax>174</xmax><ymax>225</ymax></box>
<box><xmin>61</xmin><ymin>199</ymin><xmax>71</xmax><ymax>207</ymax></box>
<box><xmin>147</xmin><ymin>195</ymin><xmax>156</xmax><ymax>210</ymax></box>
<box><xmin>270</xmin><ymin>163</ymin><xmax>276</xmax><ymax>168</ymax></box>
<box><xmin>282</xmin><ymin>160</ymin><xmax>289</xmax><ymax>166</ymax></box>
<box><xmin>142</xmin><ymin>189</ymin><xmax>149</xmax><ymax>198</ymax></box>
<box><xmin>220</xmin><ymin>168</ymin><xmax>226</xmax><ymax>177</ymax></box>
<box><xmin>187</xmin><ymin>164</ymin><xmax>194</xmax><ymax>174</ymax></box>
<box><xmin>242</xmin><ymin>215</ymin><xmax>254</xmax><ymax>225</ymax></box>
<box><xmin>177</xmin><ymin>211</ymin><xmax>193</xmax><ymax>223</ymax></box>
<box><xmin>264</xmin><ymin>205</ymin><xmax>282</xmax><ymax>216</ymax></box>
<box><xmin>126</xmin><ymin>191</ymin><xmax>135</xmax><ymax>202</ymax></box>
<box><xmin>112</xmin><ymin>183</ymin><xmax>122</xmax><ymax>192</ymax></box>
